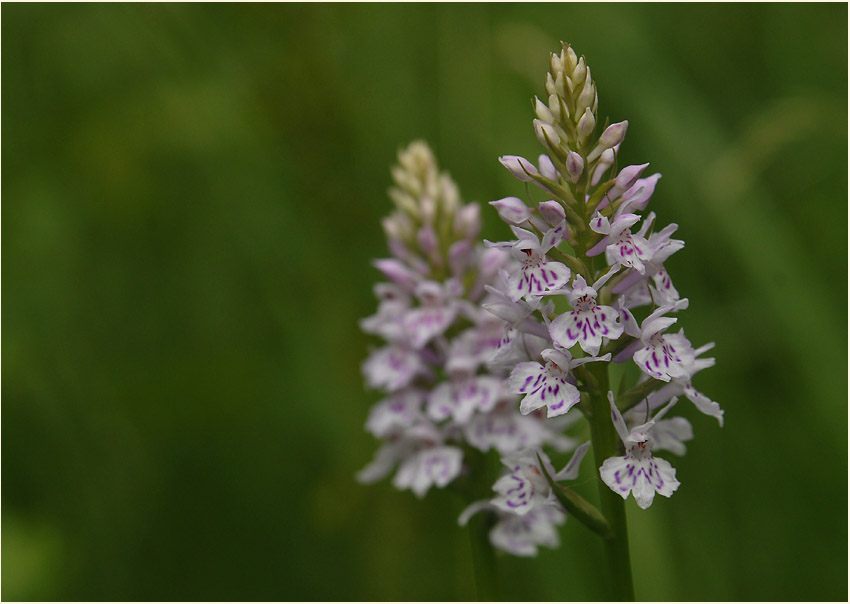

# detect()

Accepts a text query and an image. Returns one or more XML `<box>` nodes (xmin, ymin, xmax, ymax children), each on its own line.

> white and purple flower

<box><xmin>588</xmin><ymin>211</ymin><xmax>651</xmax><ymax>274</ymax></box>
<box><xmin>402</xmin><ymin>280</ymin><xmax>459</xmax><ymax>349</ymax></box>
<box><xmin>427</xmin><ymin>372</ymin><xmax>504</xmax><ymax>425</ymax></box>
<box><xmin>632</xmin><ymin>300</ymin><xmax>693</xmax><ymax>382</ymax></box>
<box><xmin>600</xmin><ymin>392</ymin><xmax>681</xmax><ymax>509</ymax></box>
<box><xmin>491</xmin><ymin>445</ymin><xmax>590</xmax><ymax>515</ymax></box>
<box><xmin>549</xmin><ymin>274</ymin><xmax>624</xmax><ymax>356</ymax></box>
<box><xmin>492</xmin><ymin>228</ymin><xmax>571</xmax><ymax>302</ymax></box>
<box><xmin>644</xmin><ymin>341</ymin><xmax>725</xmax><ymax>425</ymax></box>
<box><xmin>393</xmin><ymin>445</ymin><xmax>464</xmax><ymax>498</ymax></box>
<box><xmin>362</xmin><ymin>343</ymin><xmax>427</xmax><ymax>392</ymax></box>
<box><xmin>508</xmin><ymin>348</ymin><xmax>609</xmax><ymax>418</ymax></box>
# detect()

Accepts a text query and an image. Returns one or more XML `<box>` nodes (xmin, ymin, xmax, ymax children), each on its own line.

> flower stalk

<box><xmin>586</xmin><ymin>363</ymin><xmax>635</xmax><ymax>601</ymax></box>
<box><xmin>359</xmin><ymin>42</ymin><xmax>723</xmax><ymax>602</ymax></box>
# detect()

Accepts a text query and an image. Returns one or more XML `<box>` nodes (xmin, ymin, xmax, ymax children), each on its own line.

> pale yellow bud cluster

<box><xmin>533</xmin><ymin>43</ymin><xmax>626</xmax><ymax>183</ymax></box>
<box><xmin>382</xmin><ymin>141</ymin><xmax>481</xmax><ymax>278</ymax></box>
<box><xmin>388</xmin><ymin>142</ymin><xmax>460</xmax><ymax>224</ymax></box>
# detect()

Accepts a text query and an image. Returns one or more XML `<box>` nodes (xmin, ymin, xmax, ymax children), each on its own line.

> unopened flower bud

<box><xmin>545</xmin><ymin>72</ymin><xmax>557</xmax><ymax>97</ymax></box>
<box><xmin>565</xmin><ymin>151</ymin><xmax>584</xmax><ymax>183</ymax></box>
<box><xmin>489</xmin><ymin>196</ymin><xmax>532</xmax><ymax>225</ymax></box>
<box><xmin>389</xmin><ymin>188</ymin><xmax>419</xmax><ymax>216</ymax></box>
<box><xmin>499</xmin><ymin>155</ymin><xmax>539</xmax><ymax>182</ymax></box>
<box><xmin>534</xmin><ymin>119</ymin><xmax>561</xmax><ymax>148</ymax></box>
<box><xmin>548</xmin><ymin>93</ymin><xmax>566</xmax><ymax>122</ymax></box>
<box><xmin>578</xmin><ymin>72</ymin><xmax>595</xmax><ymax>112</ymax></box>
<box><xmin>528</xmin><ymin>215</ymin><xmax>549</xmax><ymax>233</ymax></box>
<box><xmin>400</xmin><ymin>140</ymin><xmax>434</xmax><ymax>172</ymax></box>
<box><xmin>381</xmin><ymin>215</ymin><xmax>404</xmax><ymax>241</ymax></box>
<box><xmin>620</xmin><ymin>173</ymin><xmax>662</xmax><ymax>212</ymax></box>
<box><xmin>588</xmin><ymin>121</ymin><xmax>628</xmax><ymax>161</ymax></box>
<box><xmin>439</xmin><ymin>175</ymin><xmax>460</xmax><ymax>215</ymax></box>
<box><xmin>448</xmin><ymin>239</ymin><xmax>473</xmax><ymax>276</ymax></box>
<box><xmin>391</xmin><ymin>165</ymin><xmax>422</xmax><ymax>197</ymax></box>
<box><xmin>534</xmin><ymin>97</ymin><xmax>555</xmax><ymax>124</ymax></box>
<box><xmin>387</xmin><ymin>238</ymin><xmax>408</xmax><ymax>261</ymax></box>
<box><xmin>417</xmin><ymin>224</ymin><xmax>439</xmax><ymax>256</ymax></box>
<box><xmin>538</xmin><ymin>154</ymin><xmax>559</xmax><ymax>181</ymax></box>
<box><xmin>538</xmin><ymin>200</ymin><xmax>566</xmax><ymax>226</ymax></box>
<box><xmin>550</xmin><ymin>52</ymin><xmax>564</xmax><ymax>78</ymax></box>
<box><xmin>599</xmin><ymin>120</ymin><xmax>629</xmax><ymax>149</ymax></box>
<box><xmin>373</xmin><ymin>258</ymin><xmax>419</xmax><ymax>289</ymax></box>
<box><xmin>564</xmin><ymin>44</ymin><xmax>577</xmax><ymax>72</ymax></box>
<box><xmin>591</xmin><ymin>147</ymin><xmax>616</xmax><ymax>186</ymax></box>
<box><xmin>572</xmin><ymin>56</ymin><xmax>587</xmax><ymax>87</ymax></box>
<box><xmin>454</xmin><ymin>203</ymin><xmax>480</xmax><ymax>239</ymax></box>
<box><xmin>420</xmin><ymin>195</ymin><xmax>437</xmax><ymax>224</ymax></box>
<box><xmin>614</xmin><ymin>163</ymin><xmax>650</xmax><ymax>195</ymax></box>
<box><xmin>577</xmin><ymin>107</ymin><xmax>596</xmax><ymax>138</ymax></box>
<box><xmin>555</xmin><ymin>71</ymin><xmax>570</xmax><ymax>96</ymax></box>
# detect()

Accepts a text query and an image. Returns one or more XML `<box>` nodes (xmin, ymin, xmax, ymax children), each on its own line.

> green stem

<box><xmin>467</xmin><ymin>513</ymin><xmax>498</xmax><ymax>601</ymax></box>
<box><xmin>587</xmin><ymin>363</ymin><xmax>635</xmax><ymax>601</ymax></box>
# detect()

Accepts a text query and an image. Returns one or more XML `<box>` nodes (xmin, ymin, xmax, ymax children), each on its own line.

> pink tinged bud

<box><xmin>565</xmin><ymin>151</ymin><xmax>584</xmax><ymax>183</ymax></box>
<box><xmin>621</xmin><ymin>173</ymin><xmax>662</xmax><ymax>212</ymax></box>
<box><xmin>387</xmin><ymin>238</ymin><xmax>409</xmax><ymax>261</ymax></box>
<box><xmin>499</xmin><ymin>155</ymin><xmax>539</xmax><ymax>182</ymax></box>
<box><xmin>417</xmin><ymin>225</ymin><xmax>439</xmax><ymax>256</ymax></box>
<box><xmin>448</xmin><ymin>240</ymin><xmax>473</xmax><ymax>276</ymax></box>
<box><xmin>373</xmin><ymin>259</ymin><xmax>420</xmax><ymax>289</ymax></box>
<box><xmin>538</xmin><ymin>154</ymin><xmax>559</xmax><ymax>181</ymax></box>
<box><xmin>615</xmin><ymin>163</ymin><xmax>650</xmax><ymax>192</ymax></box>
<box><xmin>538</xmin><ymin>200</ymin><xmax>565</xmax><ymax>226</ymax></box>
<box><xmin>534</xmin><ymin>119</ymin><xmax>560</xmax><ymax>147</ymax></box>
<box><xmin>577</xmin><ymin>107</ymin><xmax>596</xmax><ymax>138</ymax></box>
<box><xmin>489</xmin><ymin>196</ymin><xmax>532</xmax><ymax>225</ymax></box>
<box><xmin>591</xmin><ymin>147</ymin><xmax>616</xmax><ymax>186</ymax></box>
<box><xmin>528</xmin><ymin>214</ymin><xmax>549</xmax><ymax>233</ymax></box>
<box><xmin>599</xmin><ymin>120</ymin><xmax>629</xmax><ymax>148</ymax></box>
<box><xmin>455</xmin><ymin>203</ymin><xmax>481</xmax><ymax>238</ymax></box>
<box><xmin>534</xmin><ymin>97</ymin><xmax>555</xmax><ymax>123</ymax></box>
<box><xmin>480</xmin><ymin>247</ymin><xmax>508</xmax><ymax>277</ymax></box>
<box><xmin>588</xmin><ymin>121</ymin><xmax>629</xmax><ymax>162</ymax></box>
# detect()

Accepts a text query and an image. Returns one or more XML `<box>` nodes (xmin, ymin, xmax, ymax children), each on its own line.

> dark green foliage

<box><xmin>3</xmin><ymin>4</ymin><xmax>846</xmax><ymax>600</ymax></box>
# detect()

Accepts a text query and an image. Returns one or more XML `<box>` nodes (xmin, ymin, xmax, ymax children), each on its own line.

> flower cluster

<box><xmin>358</xmin><ymin>142</ymin><xmax>584</xmax><ymax>555</ymax></box>
<box><xmin>486</xmin><ymin>42</ymin><xmax>723</xmax><ymax>510</ymax></box>
<box><xmin>360</xmin><ymin>42</ymin><xmax>722</xmax><ymax>559</ymax></box>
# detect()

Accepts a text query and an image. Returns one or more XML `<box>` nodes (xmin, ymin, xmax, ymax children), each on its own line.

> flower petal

<box><xmin>684</xmin><ymin>384</ymin><xmax>725</xmax><ymax>426</ymax></box>
<box><xmin>599</xmin><ymin>456</ymin><xmax>631</xmax><ymax>499</ymax></box>
<box><xmin>554</xmin><ymin>441</ymin><xmax>591</xmax><ymax>480</ymax></box>
<box><xmin>507</xmin><ymin>362</ymin><xmax>580</xmax><ymax>418</ymax></box>
<box><xmin>608</xmin><ymin>391</ymin><xmax>631</xmax><ymax>444</ymax></box>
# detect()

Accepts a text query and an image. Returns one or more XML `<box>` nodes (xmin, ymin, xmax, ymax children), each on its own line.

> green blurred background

<box><xmin>3</xmin><ymin>3</ymin><xmax>847</xmax><ymax>601</ymax></box>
